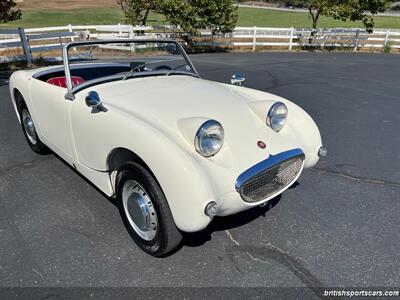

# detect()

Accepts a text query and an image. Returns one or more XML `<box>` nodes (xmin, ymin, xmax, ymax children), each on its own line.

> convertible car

<box><xmin>9</xmin><ymin>39</ymin><xmax>326</xmax><ymax>256</ymax></box>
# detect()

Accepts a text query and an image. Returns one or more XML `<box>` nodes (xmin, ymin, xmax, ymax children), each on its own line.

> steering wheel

<box><xmin>152</xmin><ymin>65</ymin><xmax>172</xmax><ymax>71</ymax></box>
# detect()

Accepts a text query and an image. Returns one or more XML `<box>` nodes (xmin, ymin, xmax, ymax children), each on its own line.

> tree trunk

<box><xmin>309</xmin><ymin>7</ymin><xmax>320</xmax><ymax>30</ymax></box>
<box><xmin>141</xmin><ymin>8</ymin><xmax>150</xmax><ymax>26</ymax></box>
<box><xmin>308</xmin><ymin>7</ymin><xmax>320</xmax><ymax>46</ymax></box>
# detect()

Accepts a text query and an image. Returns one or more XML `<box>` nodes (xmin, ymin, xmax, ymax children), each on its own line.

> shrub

<box><xmin>383</xmin><ymin>42</ymin><xmax>392</xmax><ymax>53</ymax></box>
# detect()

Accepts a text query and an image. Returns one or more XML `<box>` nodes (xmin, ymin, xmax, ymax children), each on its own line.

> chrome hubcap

<box><xmin>122</xmin><ymin>180</ymin><xmax>158</xmax><ymax>241</ymax></box>
<box><xmin>22</xmin><ymin>109</ymin><xmax>37</xmax><ymax>145</ymax></box>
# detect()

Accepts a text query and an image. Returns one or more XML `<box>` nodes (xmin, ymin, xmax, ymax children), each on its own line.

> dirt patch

<box><xmin>17</xmin><ymin>0</ymin><xmax>120</xmax><ymax>11</ymax></box>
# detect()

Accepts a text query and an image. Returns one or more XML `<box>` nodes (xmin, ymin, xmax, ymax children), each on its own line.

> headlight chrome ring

<box><xmin>194</xmin><ymin>120</ymin><xmax>224</xmax><ymax>157</ymax></box>
<box><xmin>267</xmin><ymin>102</ymin><xmax>288</xmax><ymax>132</ymax></box>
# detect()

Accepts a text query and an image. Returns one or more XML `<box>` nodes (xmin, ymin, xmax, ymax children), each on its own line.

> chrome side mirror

<box><xmin>231</xmin><ymin>74</ymin><xmax>245</xmax><ymax>86</ymax></box>
<box><xmin>85</xmin><ymin>91</ymin><xmax>101</xmax><ymax>108</ymax></box>
<box><xmin>85</xmin><ymin>91</ymin><xmax>102</xmax><ymax>109</ymax></box>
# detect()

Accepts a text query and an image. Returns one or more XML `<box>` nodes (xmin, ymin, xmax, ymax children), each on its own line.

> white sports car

<box><xmin>9</xmin><ymin>39</ymin><xmax>326</xmax><ymax>256</ymax></box>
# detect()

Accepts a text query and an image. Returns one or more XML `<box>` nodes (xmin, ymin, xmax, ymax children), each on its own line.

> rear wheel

<box><xmin>17</xmin><ymin>101</ymin><xmax>49</xmax><ymax>154</ymax></box>
<box><xmin>116</xmin><ymin>162</ymin><xmax>182</xmax><ymax>257</ymax></box>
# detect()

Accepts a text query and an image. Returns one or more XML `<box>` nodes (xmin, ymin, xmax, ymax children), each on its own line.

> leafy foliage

<box><xmin>118</xmin><ymin>0</ymin><xmax>238</xmax><ymax>35</ymax></box>
<box><xmin>325</xmin><ymin>0</ymin><xmax>390</xmax><ymax>32</ymax></box>
<box><xmin>161</xmin><ymin>0</ymin><xmax>198</xmax><ymax>36</ymax></box>
<box><xmin>0</xmin><ymin>0</ymin><xmax>22</xmax><ymax>23</ymax></box>
<box><xmin>117</xmin><ymin>0</ymin><xmax>159</xmax><ymax>26</ymax></box>
<box><xmin>193</xmin><ymin>0</ymin><xmax>239</xmax><ymax>34</ymax></box>
<box><xmin>240</xmin><ymin>0</ymin><xmax>391</xmax><ymax>31</ymax></box>
<box><xmin>383</xmin><ymin>41</ymin><xmax>392</xmax><ymax>53</ymax></box>
<box><xmin>306</xmin><ymin>0</ymin><xmax>391</xmax><ymax>32</ymax></box>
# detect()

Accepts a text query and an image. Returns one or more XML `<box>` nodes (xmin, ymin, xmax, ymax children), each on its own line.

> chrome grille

<box><xmin>239</xmin><ymin>155</ymin><xmax>304</xmax><ymax>203</ymax></box>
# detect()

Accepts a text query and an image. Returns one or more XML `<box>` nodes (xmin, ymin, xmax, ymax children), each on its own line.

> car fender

<box><xmin>70</xmin><ymin>96</ymin><xmax>214</xmax><ymax>232</ymax></box>
<box><xmin>228</xmin><ymin>84</ymin><xmax>322</xmax><ymax>168</ymax></box>
<box><xmin>9</xmin><ymin>71</ymin><xmax>33</xmax><ymax>124</ymax></box>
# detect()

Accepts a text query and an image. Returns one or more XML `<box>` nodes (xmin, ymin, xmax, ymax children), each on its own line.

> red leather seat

<box><xmin>46</xmin><ymin>76</ymin><xmax>85</xmax><ymax>88</ymax></box>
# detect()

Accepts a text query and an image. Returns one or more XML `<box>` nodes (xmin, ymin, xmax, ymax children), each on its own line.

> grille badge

<box><xmin>257</xmin><ymin>141</ymin><xmax>266</xmax><ymax>149</ymax></box>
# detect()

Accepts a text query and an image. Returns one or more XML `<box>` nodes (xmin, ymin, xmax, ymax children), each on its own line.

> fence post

<box><xmin>353</xmin><ymin>29</ymin><xmax>359</xmax><ymax>52</ymax></box>
<box><xmin>18</xmin><ymin>28</ymin><xmax>32</xmax><ymax>64</ymax></box>
<box><xmin>252</xmin><ymin>26</ymin><xmax>257</xmax><ymax>52</ymax></box>
<box><xmin>68</xmin><ymin>24</ymin><xmax>75</xmax><ymax>42</ymax></box>
<box><xmin>118</xmin><ymin>23</ymin><xmax>122</xmax><ymax>37</ymax></box>
<box><xmin>289</xmin><ymin>27</ymin><xmax>294</xmax><ymax>51</ymax></box>
<box><xmin>384</xmin><ymin>30</ymin><xmax>390</xmax><ymax>48</ymax></box>
<box><xmin>129</xmin><ymin>25</ymin><xmax>136</xmax><ymax>53</ymax></box>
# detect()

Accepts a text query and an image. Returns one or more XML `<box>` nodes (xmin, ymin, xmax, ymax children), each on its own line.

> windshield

<box><xmin>64</xmin><ymin>40</ymin><xmax>197</xmax><ymax>92</ymax></box>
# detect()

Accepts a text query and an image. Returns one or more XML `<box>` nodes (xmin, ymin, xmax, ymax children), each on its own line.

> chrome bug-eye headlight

<box><xmin>267</xmin><ymin>102</ymin><xmax>288</xmax><ymax>132</ymax></box>
<box><xmin>194</xmin><ymin>120</ymin><xmax>224</xmax><ymax>157</ymax></box>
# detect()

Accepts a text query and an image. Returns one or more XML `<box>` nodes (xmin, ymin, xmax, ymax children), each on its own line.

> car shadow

<box><xmin>182</xmin><ymin>195</ymin><xmax>283</xmax><ymax>248</ymax></box>
<box><xmin>181</xmin><ymin>181</ymin><xmax>301</xmax><ymax>250</ymax></box>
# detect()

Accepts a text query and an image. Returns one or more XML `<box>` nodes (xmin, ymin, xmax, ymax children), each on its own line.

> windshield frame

<box><xmin>62</xmin><ymin>39</ymin><xmax>199</xmax><ymax>100</ymax></box>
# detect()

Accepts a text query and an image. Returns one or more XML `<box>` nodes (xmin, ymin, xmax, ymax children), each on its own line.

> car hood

<box><xmin>90</xmin><ymin>75</ymin><xmax>277</xmax><ymax>132</ymax></box>
<box><xmin>83</xmin><ymin>75</ymin><xmax>313</xmax><ymax>175</ymax></box>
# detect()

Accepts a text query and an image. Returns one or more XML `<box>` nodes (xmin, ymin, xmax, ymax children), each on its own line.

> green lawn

<box><xmin>0</xmin><ymin>8</ymin><xmax>164</xmax><ymax>28</ymax></box>
<box><xmin>1</xmin><ymin>8</ymin><xmax>125</xmax><ymax>28</ymax></box>
<box><xmin>1</xmin><ymin>7</ymin><xmax>399</xmax><ymax>29</ymax></box>
<box><xmin>237</xmin><ymin>7</ymin><xmax>400</xmax><ymax>29</ymax></box>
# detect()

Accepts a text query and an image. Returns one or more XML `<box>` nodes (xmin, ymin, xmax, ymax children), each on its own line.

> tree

<box><xmin>0</xmin><ymin>0</ymin><xmax>22</xmax><ymax>23</ymax></box>
<box><xmin>307</xmin><ymin>0</ymin><xmax>329</xmax><ymax>29</ymax></box>
<box><xmin>193</xmin><ymin>0</ymin><xmax>238</xmax><ymax>35</ymax></box>
<box><xmin>117</xmin><ymin>0</ymin><xmax>159</xmax><ymax>26</ymax></box>
<box><xmin>330</xmin><ymin>0</ymin><xmax>391</xmax><ymax>32</ymax></box>
<box><xmin>160</xmin><ymin>0</ymin><xmax>198</xmax><ymax>36</ymax></box>
<box><xmin>119</xmin><ymin>0</ymin><xmax>238</xmax><ymax>36</ymax></box>
<box><xmin>159</xmin><ymin>0</ymin><xmax>238</xmax><ymax>46</ymax></box>
<box><xmin>306</xmin><ymin>0</ymin><xmax>391</xmax><ymax>32</ymax></box>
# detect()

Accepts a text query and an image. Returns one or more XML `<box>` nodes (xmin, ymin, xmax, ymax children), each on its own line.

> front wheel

<box><xmin>18</xmin><ymin>104</ymin><xmax>49</xmax><ymax>154</ymax></box>
<box><xmin>116</xmin><ymin>162</ymin><xmax>182</xmax><ymax>257</ymax></box>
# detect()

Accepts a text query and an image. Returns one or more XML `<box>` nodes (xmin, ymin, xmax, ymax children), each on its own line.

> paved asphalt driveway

<box><xmin>0</xmin><ymin>53</ymin><xmax>399</xmax><ymax>296</ymax></box>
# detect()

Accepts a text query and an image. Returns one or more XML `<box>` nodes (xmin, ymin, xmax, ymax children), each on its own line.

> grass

<box><xmin>1</xmin><ymin>7</ymin><xmax>399</xmax><ymax>29</ymax></box>
<box><xmin>1</xmin><ymin>8</ymin><xmax>125</xmax><ymax>28</ymax></box>
<box><xmin>0</xmin><ymin>8</ymin><xmax>165</xmax><ymax>28</ymax></box>
<box><xmin>237</xmin><ymin>7</ymin><xmax>400</xmax><ymax>29</ymax></box>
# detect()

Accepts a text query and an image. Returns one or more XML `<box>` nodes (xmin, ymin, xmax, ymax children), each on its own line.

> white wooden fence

<box><xmin>228</xmin><ymin>27</ymin><xmax>400</xmax><ymax>51</ymax></box>
<box><xmin>1</xmin><ymin>24</ymin><xmax>400</xmax><ymax>63</ymax></box>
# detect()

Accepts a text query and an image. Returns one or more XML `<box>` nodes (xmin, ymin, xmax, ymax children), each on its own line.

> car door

<box><xmin>30</xmin><ymin>78</ymin><xmax>74</xmax><ymax>162</ymax></box>
<box><xmin>68</xmin><ymin>89</ymin><xmax>111</xmax><ymax>171</ymax></box>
